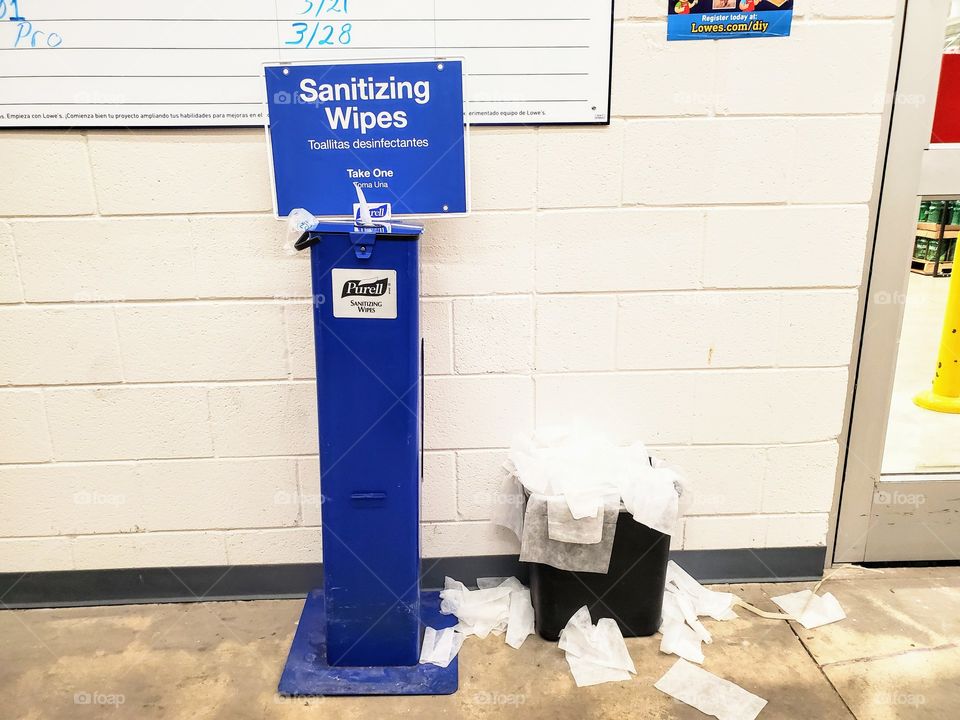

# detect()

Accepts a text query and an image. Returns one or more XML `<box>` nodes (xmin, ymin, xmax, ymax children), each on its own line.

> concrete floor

<box><xmin>1</xmin><ymin>566</ymin><xmax>957</xmax><ymax>719</ymax></box>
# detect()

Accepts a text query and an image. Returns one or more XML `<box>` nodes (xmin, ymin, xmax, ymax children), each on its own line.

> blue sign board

<box><xmin>265</xmin><ymin>59</ymin><xmax>468</xmax><ymax>218</ymax></box>
<box><xmin>667</xmin><ymin>0</ymin><xmax>793</xmax><ymax>41</ymax></box>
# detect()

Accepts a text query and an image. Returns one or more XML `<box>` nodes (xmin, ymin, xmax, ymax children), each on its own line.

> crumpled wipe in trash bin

<box><xmin>518</xmin><ymin>493</ymin><xmax>621</xmax><ymax>574</ymax></box>
<box><xmin>492</xmin><ymin>427</ymin><xmax>691</xmax><ymax>574</ymax></box>
<box><xmin>439</xmin><ymin>576</ymin><xmax>535</xmax><ymax>649</ymax></box>
<box><xmin>503</xmin><ymin>428</ymin><xmax>690</xmax><ymax>534</ymax></box>
<box><xmin>559</xmin><ymin>606</ymin><xmax>636</xmax><ymax>687</ymax></box>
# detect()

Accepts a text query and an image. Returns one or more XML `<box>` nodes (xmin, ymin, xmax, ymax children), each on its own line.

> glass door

<box><xmin>836</xmin><ymin>0</ymin><xmax>960</xmax><ymax>563</ymax></box>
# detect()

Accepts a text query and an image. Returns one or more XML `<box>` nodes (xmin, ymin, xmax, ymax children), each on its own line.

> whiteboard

<box><xmin>0</xmin><ymin>0</ymin><xmax>614</xmax><ymax>127</ymax></box>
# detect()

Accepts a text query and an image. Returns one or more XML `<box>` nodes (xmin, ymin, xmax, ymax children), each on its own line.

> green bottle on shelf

<box><xmin>929</xmin><ymin>201</ymin><xmax>944</xmax><ymax>224</ymax></box>
<box><xmin>951</xmin><ymin>202</ymin><xmax>960</xmax><ymax>226</ymax></box>
<box><xmin>920</xmin><ymin>201</ymin><xmax>931</xmax><ymax>222</ymax></box>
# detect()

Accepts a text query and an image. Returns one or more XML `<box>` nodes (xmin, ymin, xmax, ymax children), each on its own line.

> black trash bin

<box><xmin>528</xmin><ymin>510</ymin><xmax>671</xmax><ymax>641</ymax></box>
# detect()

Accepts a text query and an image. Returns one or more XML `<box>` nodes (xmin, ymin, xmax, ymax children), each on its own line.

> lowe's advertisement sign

<box><xmin>667</xmin><ymin>0</ymin><xmax>793</xmax><ymax>41</ymax></box>
<box><xmin>264</xmin><ymin>59</ymin><xmax>468</xmax><ymax>218</ymax></box>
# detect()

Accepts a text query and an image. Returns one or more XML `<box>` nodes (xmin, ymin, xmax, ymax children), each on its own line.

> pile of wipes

<box><xmin>441</xmin><ymin>577</ymin><xmax>535</xmax><ymax>648</ymax></box>
<box><xmin>421</xmin><ymin>576</ymin><xmax>535</xmax><ymax>668</ymax></box>
<box><xmin>658</xmin><ymin>561</ymin><xmax>847</xmax><ymax>665</ymax></box>
<box><xmin>493</xmin><ymin>428</ymin><xmax>690</xmax><ymax>573</ymax></box>
<box><xmin>653</xmin><ymin>563</ymin><xmax>846</xmax><ymax>719</ymax></box>
<box><xmin>660</xmin><ymin>561</ymin><xmax>739</xmax><ymax>664</ymax></box>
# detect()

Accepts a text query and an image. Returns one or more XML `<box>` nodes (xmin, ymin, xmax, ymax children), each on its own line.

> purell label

<box><xmin>353</xmin><ymin>202</ymin><xmax>392</xmax><ymax>222</ymax></box>
<box><xmin>331</xmin><ymin>268</ymin><xmax>397</xmax><ymax>319</ymax></box>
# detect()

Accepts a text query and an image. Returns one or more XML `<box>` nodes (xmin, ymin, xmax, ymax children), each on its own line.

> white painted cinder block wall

<box><xmin>0</xmin><ymin>0</ymin><xmax>896</xmax><ymax>572</ymax></box>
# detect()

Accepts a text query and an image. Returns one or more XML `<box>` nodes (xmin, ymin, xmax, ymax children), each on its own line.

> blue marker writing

<box><xmin>14</xmin><ymin>20</ymin><xmax>62</xmax><ymax>47</ymax></box>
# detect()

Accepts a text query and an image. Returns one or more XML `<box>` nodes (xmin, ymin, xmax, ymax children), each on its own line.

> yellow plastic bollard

<box><xmin>915</xmin><ymin>266</ymin><xmax>960</xmax><ymax>413</ymax></box>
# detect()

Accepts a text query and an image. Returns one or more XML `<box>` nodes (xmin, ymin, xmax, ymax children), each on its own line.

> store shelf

<box><xmin>912</xmin><ymin>216</ymin><xmax>956</xmax><ymax>277</ymax></box>
<box><xmin>911</xmin><ymin>257</ymin><xmax>953</xmax><ymax>276</ymax></box>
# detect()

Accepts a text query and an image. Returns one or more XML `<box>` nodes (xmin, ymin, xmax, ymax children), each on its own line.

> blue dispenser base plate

<box><xmin>278</xmin><ymin>589</ymin><xmax>458</xmax><ymax>696</ymax></box>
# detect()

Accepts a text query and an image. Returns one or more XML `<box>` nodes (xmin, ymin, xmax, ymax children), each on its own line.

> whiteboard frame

<box><xmin>262</xmin><ymin>56</ymin><xmax>472</xmax><ymax>221</ymax></box>
<box><xmin>0</xmin><ymin>3</ymin><xmax>615</xmax><ymax>129</ymax></box>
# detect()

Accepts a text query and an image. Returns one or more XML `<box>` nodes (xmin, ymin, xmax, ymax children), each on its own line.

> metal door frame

<box><xmin>832</xmin><ymin>0</ymin><xmax>959</xmax><ymax>563</ymax></box>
